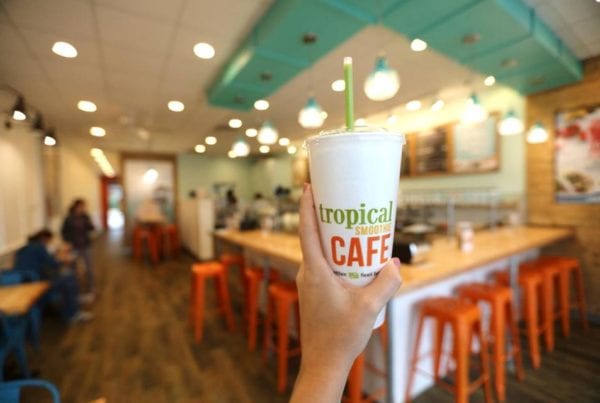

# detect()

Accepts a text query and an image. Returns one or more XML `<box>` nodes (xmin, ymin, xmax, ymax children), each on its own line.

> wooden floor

<box><xmin>16</xmin><ymin>232</ymin><xmax>600</xmax><ymax>402</ymax></box>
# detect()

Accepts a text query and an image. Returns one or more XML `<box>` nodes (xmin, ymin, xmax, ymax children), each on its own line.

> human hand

<box><xmin>291</xmin><ymin>184</ymin><xmax>402</xmax><ymax>402</ymax></box>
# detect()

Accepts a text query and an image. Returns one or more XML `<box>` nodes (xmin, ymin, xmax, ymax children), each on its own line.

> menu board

<box><xmin>452</xmin><ymin>115</ymin><xmax>499</xmax><ymax>173</ymax></box>
<box><xmin>413</xmin><ymin>126</ymin><xmax>449</xmax><ymax>175</ymax></box>
<box><xmin>555</xmin><ymin>104</ymin><xmax>600</xmax><ymax>203</ymax></box>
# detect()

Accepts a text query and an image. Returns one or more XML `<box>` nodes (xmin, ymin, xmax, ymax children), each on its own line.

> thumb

<box><xmin>363</xmin><ymin>258</ymin><xmax>402</xmax><ymax>309</ymax></box>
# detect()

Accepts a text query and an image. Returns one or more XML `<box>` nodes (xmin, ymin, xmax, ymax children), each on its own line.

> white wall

<box><xmin>59</xmin><ymin>145</ymin><xmax>101</xmax><ymax>229</ymax></box>
<box><xmin>0</xmin><ymin>124</ymin><xmax>45</xmax><ymax>255</ymax></box>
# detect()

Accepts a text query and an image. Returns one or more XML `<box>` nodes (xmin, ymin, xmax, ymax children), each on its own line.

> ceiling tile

<box><xmin>94</xmin><ymin>0</ymin><xmax>185</xmax><ymax>24</ymax></box>
<box><xmin>96</xmin><ymin>5</ymin><xmax>173</xmax><ymax>57</ymax></box>
<box><xmin>2</xmin><ymin>0</ymin><xmax>96</xmax><ymax>40</ymax></box>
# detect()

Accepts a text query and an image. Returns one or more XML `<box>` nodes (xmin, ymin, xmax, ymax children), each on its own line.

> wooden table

<box><xmin>0</xmin><ymin>282</ymin><xmax>50</xmax><ymax>315</ymax></box>
<box><xmin>214</xmin><ymin>226</ymin><xmax>574</xmax><ymax>294</ymax></box>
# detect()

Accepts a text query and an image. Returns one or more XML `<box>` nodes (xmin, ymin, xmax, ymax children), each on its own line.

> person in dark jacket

<box><xmin>61</xmin><ymin>199</ymin><xmax>95</xmax><ymax>296</ymax></box>
<box><xmin>14</xmin><ymin>229</ymin><xmax>92</xmax><ymax>323</ymax></box>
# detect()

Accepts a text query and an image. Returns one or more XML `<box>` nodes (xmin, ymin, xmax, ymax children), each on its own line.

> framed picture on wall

<box><xmin>451</xmin><ymin>114</ymin><xmax>500</xmax><ymax>173</ymax></box>
<box><xmin>554</xmin><ymin>104</ymin><xmax>600</xmax><ymax>203</ymax></box>
<box><xmin>410</xmin><ymin>124</ymin><xmax>451</xmax><ymax>175</ymax></box>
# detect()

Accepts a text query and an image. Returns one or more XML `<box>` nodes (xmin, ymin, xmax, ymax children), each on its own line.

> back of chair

<box><xmin>0</xmin><ymin>269</ymin><xmax>40</xmax><ymax>285</ymax></box>
<box><xmin>0</xmin><ymin>379</ymin><xmax>61</xmax><ymax>403</ymax></box>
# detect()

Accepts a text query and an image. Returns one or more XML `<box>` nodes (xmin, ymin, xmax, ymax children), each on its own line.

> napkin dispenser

<box><xmin>392</xmin><ymin>242</ymin><xmax>431</xmax><ymax>265</ymax></box>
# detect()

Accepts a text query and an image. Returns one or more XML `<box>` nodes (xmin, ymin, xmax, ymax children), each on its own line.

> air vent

<box><xmin>302</xmin><ymin>32</ymin><xmax>318</xmax><ymax>44</ymax></box>
<box><xmin>462</xmin><ymin>33</ymin><xmax>481</xmax><ymax>45</ymax></box>
<box><xmin>260</xmin><ymin>71</ymin><xmax>273</xmax><ymax>81</ymax></box>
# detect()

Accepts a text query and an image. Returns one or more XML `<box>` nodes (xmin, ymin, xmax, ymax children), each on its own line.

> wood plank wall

<box><xmin>526</xmin><ymin>56</ymin><xmax>600</xmax><ymax>316</ymax></box>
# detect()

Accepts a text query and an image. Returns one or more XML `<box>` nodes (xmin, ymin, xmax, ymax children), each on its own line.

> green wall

<box><xmin>177</xmin><ymin>154</ymin><xmax>294</xmax><ymax>201</ymax></box>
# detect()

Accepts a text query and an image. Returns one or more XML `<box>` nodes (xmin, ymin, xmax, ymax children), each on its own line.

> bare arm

<box><xmin>290</xmin><ymin>184</ymin><xmax>402</xmax><ymax>403</ymax></box>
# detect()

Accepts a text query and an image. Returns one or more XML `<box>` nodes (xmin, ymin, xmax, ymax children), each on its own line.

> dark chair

<box><xmin>0</xmin><ymin>379</ymin><xmax>61</xmax><ymax>402</ymax></box>
<box><xmin>0</xmin><ymin>269</ymin><xmax>42</xmax><ymax>350</ymax></box>
<box><xmin>0</xmin><ymin>311</ymin><xmax>30</xmax><ymax>380</ymax></box>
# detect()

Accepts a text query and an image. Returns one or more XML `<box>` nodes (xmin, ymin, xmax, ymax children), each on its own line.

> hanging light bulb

<box><xmin>526</xmin><ymin>122</ymin><xmax>549</xmax><ymax>144</ymax></box>
<box><xmin>498</xmin><ymin>110</ymin><xmax>524</xmax><ymax>136</ymax></box>
<box><xmin>232</xmin><ymin>137</ymin><xmax>250</xmax><ymax>157</ymax></box>
<box><xmin>364</xmin><ymin>56</ymin><xmax>400</xmax><ymax>101</ymax></box>
<box><xmin>11</xmin><ymin>96</ymin><xmax>27</xmax><ymax>121</ymax></box>
<box><xmin>461</xmin><ymin>93</ymin><xmax>488</xmax><ymax>124</ymax></box>
<box><xmin>43</xmin><ymin>128</ymin><xmax>57</xmax><ymax>146</ymax></box>
<box><xmin>257</xmin><ymin>121</ymin><xmax>278</xmax><ymax>145</ymax></box>
<box><xmin>298</xmin><ymin>97</ymin><xmax>326</xmax><ymax>129</ymax></box>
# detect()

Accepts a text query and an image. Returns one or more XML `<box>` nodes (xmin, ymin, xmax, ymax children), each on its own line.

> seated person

<box><xmin>13</xmin><ymin>229</ymin><xmax>93</xmax><ymax>323</ymax></box>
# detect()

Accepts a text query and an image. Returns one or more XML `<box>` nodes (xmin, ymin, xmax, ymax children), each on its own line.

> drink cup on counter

<box><xmin>305</xmin><ymin>127</ymin><xmax>405</xmax><ymax>328</ymax></box>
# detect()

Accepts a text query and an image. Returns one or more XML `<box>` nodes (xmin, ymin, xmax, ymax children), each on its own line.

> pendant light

<box><xmin>232</xmin><ymin>137</ymin><xmax>250</xmax><ymax>157</ymax></box>
<box><xmin>461</xmin><ymin>93</ymin><xmax>488</xmax><ymax>124</ymax></box>
<box><xmin>498</xmin><ymin>110</ymin><xmax>524</xmax><ymax>136</ymax></box>
<box><xmin>43</xmin><ymin>128</ymin><xmax>57</xmax><ymax>146</ymax></box>
<box><xmin>257</xmin><ymin>121</ymin><xmax>278</xmax><ymax>145</ymax></box>
<box><xmin>364</xmin><ymin>56</ymin><xmax>400</xmax><ymax>101</ymax></box>
<box><xmin>526</xmin><ymin>122</ymin><xmax>549</xmax><ymax>144</ymax></box>
<box><xmin>11</xmin><ymin>96</ymin><xmax>27</xmax><ymax>121</ymax></box>
<box><xmin>298</xmin><ymin>97</ymin><xmax>326</xmax><ymax>129</ymax></box>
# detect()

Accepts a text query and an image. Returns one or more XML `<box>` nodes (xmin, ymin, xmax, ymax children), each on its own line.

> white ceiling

<box><xmin>1</xmin><ymin>0</ymin><xmax>599</xmax><ymax>158</ymax></box>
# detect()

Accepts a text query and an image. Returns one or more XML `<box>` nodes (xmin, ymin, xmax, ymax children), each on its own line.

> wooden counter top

<box><xmin>215</xmin><ymin>226</ymin><xmax>574</xmax><ymax>294</ymax></box>
<box><xmin>0</xmin><ymin>281</ymin><xmax>50</xmax><ymax>315</ymax></box>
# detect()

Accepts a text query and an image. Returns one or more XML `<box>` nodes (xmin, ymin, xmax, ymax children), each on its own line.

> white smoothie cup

<box><xmin>305</xmin><ymin>126</ymin><xmax>405</xmax><ymax>328</ymax></box>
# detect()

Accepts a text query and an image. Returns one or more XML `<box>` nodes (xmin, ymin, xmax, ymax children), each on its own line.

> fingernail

<box><xmin>392</xmin><ymin>257</ymin><xmax>401</xmax><ymax>267</ymax></box>
<box><xmin>303</xmin><ymin>183</ymin><xmax>309</xmax><ymax>193</ymax></box>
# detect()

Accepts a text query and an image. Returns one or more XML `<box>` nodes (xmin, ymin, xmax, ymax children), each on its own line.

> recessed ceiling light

<box><xmin>44</xmin><ymin>135</ymin><xmax>57</xmax><ymax>146</ymax></box>
<box><xmin>320</xmin><ymin>111</ymin><xmax>328</xmax><ymax>119</ymax></box>
<box><xmin>431</xmin><ymin>99</ymin><xmax>445</xmax><ymax>111</ymax></box>
<box><xmin>205</xmin><ymin>136</ymin><xmax>217</xmax><ymax>145</ymax></box>
<box><xmin>331</xmin><ymin>79</ymin><xmax>345</xmax><ymax>92</ymax></box>
<box><xmin>90</xmin><ymin>126</ymin><xmax>106</xmax><ymax>137</ymax></box>
<box><xmin>52</xmin><ymin>41</ymin><xmax>77</xmax><ymax>58</ymax></box>
<box><xmin>410</xmin><ymin>38</ymin><xmax>427</xmax><ymax>52</ymax></box>
<box><xmin>406</xmin><ymin>100</ymin><xmax>422</xmax><ymax>111</ymax></box>
<box><xmin>484</xmin><ymin>75</ymin><xmax>496</xmax><ymax>86</ymax></box>
<box><xmin>77</xmin><ymin>100</ymin><xmax>97</xmax><ymax>112</ymax></box>
<box><xmin>168</xmin><ymin>100</ymin><xmax>184</xmax><ymax>112</ymax></box>
<box><xmin>287</xmin><ymin>145</ymin><xmax>297</xmax><ymax>155</ymax></box>
<box><xmin>245</xmin><ymin>128</ymin><xmax>257</xmax><ymax>137</ymax></box>
<box><xmin>254</xmin><ymin>99</ymin><xmax>269</xmax><ymax>111</ymax></box>
<box><xmin>228</xmin><ymin>150</ymin><xmax>237</xmax><ymax>158</ymax></box>
<box><xmin>387</xmin><ymin>114</ymin><xmax>398</xmax><ymax>125</ymax></box>
<box><xmin>193</xmin><ymin>42</ymin><xmax>215</xmax><ymax>59</ymax></box>
<box><xmin>259</xmin><ymin>145</ymin><xmax>270</xmax><ymax>154</ymax></box>
<box><xmin>228</xmin><ymin>118</ymin><xmax>242</xmax><ymax>128</ymax></box>
<box><xmin>278</xmin><ymin>137</ymin><xmax>290</xmax><ymax>146</ymax></box>
<box><xmin>194</xmin><ymin>144</ymin><xmax>206</xmax><ymax>153</ymax></box>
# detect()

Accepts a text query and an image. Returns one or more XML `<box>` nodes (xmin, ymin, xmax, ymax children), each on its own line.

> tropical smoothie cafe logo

<box><xmin>319</xmin><ymin>202</ymin><xmax>394</xmax><ymax>271</ymax></box>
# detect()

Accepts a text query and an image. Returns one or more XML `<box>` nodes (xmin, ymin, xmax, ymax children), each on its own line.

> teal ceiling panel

<box><xmin>382</xmin><ymin>0</ymin><xmax>479</xmax><ymax>39</ymax></box>
<box><xmin>253</xmin><ymin>0</ymin><xmax>368</xmax><ymax>64</ymax></box>
<box><xmin>323</xmin><ymin>0</ymin><xmax>404</xmax><ymax>23</ymax></box>
<box><xmin>208</xmin><ymin>82</ymin><xmax>266</xmax><ymax>111</ymax></box>
<box><xmin>470</xmin><ymin>37</ymin><xmax>556</xmax><ymax>79</ymax></box>
<box><xmin>206</xmin><ymin>0</ymin><xmax>584</xmax><ymax>110</ymax></box>
<box><xmin>419</xmin><ymin>0</ymin><xmax>532</xmax><ymax>63</ymax></box>
<box><xmin>499</xmin><ymin>62</ymin><xmax>579</xmax><ymax>94</ymax></box>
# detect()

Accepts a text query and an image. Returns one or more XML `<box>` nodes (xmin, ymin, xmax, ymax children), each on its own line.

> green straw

<box><xmin>344</xmin><ymin>57</ymin><xmax>354</xmax><ymax>130</ymax></box>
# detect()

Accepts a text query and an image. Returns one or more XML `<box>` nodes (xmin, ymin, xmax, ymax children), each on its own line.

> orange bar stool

<box><xmin>220</xmin><ymin>254</ymin><xmax>245</xmax><ymax>290</ymax></box>
<box><xmin>535</xmin><ymin>256</ymin><xmax>589</xmax><ymax>335</ymax></box>
<box><xmin>132</xmin><ymin>225</ymin><xmax>160</xmax><ymax>264</ymax></box>
<box><xmin>405</xmin><ymin>297</ymin><xmax>492</xmax><ymax>403</ymax></box>
<box><xmin>519</xmin><ymin>260</ymin><xmax>561</xmax><ymax>352</ymax></box>
<box><xmin>189</xmin><ymin>262</ymin><xmax>235</xmax><ymax>343</ymax></box>
<box><xmin>495</xmin><ymin>270</ymin><xmax>544</xmax><ymax>369</ymax></box>
<box><xmin>161</xmin><ymin>224</ymin><xmax>180</xmax><ymax>257</ymax></box>
<box><xmin>457</xmin><ymin>283</ymin><xmax>525</xmax><ymax>401</ymax></box>
<box><xmin>243</xmin><ymin>266</ymin><xmax>279</xmax><ymax>351</ymax></box>
<box><xmin>263</xmin><ymin>281</ymin><xmax>301</xmax><ymax>393</ymax></box>
<box><xmin>344</xmin><ymin>321</ymin><xmax>388</xmax><ymax>403</ymax></box>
